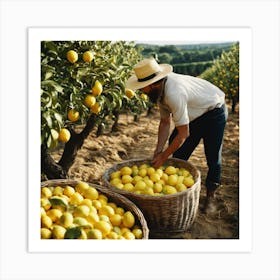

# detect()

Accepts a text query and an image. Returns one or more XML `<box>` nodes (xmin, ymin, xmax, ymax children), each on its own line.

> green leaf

<box><xmin>49</xmin><ymin>196</ymin><xmax>68</xmax><ymax>207</ymax></box>
<box><xmin>64</xmin><ymin>227</ymin><xmax>82</xmax><ymax>239</ymax></box>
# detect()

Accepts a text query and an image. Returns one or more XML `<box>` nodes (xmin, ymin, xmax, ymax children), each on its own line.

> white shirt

<box><xmin>159</xmin><ymin>72</ymin><xmax>225</xmax><ymax>126</ymax></box>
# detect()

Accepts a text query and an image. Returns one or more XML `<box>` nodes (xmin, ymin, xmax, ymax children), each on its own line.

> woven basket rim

<box><xmin>102</xmin><ymin>157</ymin><xmax>201</xmax><ymax>200</ymax></box>
<box><xmin>41</xmin><ymin>179</ymin><xmax>149</xmax><ymax>239</ymax></box>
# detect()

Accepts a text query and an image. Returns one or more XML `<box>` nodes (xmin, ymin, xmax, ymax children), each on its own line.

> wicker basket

<box><xmin>41</xmin><ymin>179</ymin><xmax>149</xmax><ymax>239</ymax></box>
<box><xmin>102</xmin><ymin>158</ymin><xmax>201</xmax><ymax>238</ymax></box>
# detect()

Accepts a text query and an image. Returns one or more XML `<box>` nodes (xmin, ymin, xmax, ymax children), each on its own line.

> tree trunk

<box><xmin>111</xmin><ymin>111</ymin><xmax>119</xmax><ymax>132</ymax></box>
<box><xmin>41</xmin><ymin>114</ymin><xmax>97</xmax><ymax>180</ymax></box>
<box><xmin>231</xmin><ymin>95</ymin><xmax>238</xmax><ymax>113</ymax></box>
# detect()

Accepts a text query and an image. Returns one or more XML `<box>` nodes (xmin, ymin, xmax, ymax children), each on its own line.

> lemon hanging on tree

<box><xmin>82</xmin><ymin>50</ymin><xmax>94</xmax><ymax>63</ymax></box>
<box><xmin>66</xmin><ymin>50</ymin><xmax>78</xmax><ymax>64</ymax></box>
<box><xmin>58</xmin><ymin>128</ymin><xmax>71</xmax><ymax>143</ymax></box>
<box><xmin>67</xmin><ymin>109</ymin><xmax>80</xmax><ymax>122</ymax></box>
<box><xmin>91</xmin><ymin>80</ymin><xmax>103</xmax><ymax>97</ymax></box>
<box><xmin>125</xmin><ymin>88</ymin><xmax>135</xmax><ymax>99</ymax></box>
<box><xmin>84</xmin><ymin>94</ymin><xmax>96</xmax><ymax>108</ymax></box>
<box><xmin>90</xmin><ymin>102</ymin><xmax>101</xmax><ymax>114</ymax></box>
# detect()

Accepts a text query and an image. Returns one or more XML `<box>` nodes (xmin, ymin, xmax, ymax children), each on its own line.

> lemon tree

<box><xmin>199</xmin><ymin>43</ymin><xmax>239</xmax><ymax>113</ymax></box>
<box><xmin>41</xmin><ymin>41</ymin><xmax>146</xmax><ymax>179</ymax></box>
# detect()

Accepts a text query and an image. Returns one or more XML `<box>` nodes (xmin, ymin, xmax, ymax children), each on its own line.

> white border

<box><xmin>28</xmin><ymin>27</ymin><xmax>252</xmax><ymax>253</ymax></box>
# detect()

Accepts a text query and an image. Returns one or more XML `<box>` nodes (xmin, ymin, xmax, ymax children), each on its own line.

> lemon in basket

<box><xmin>40</xmin><ymin>182</ymin><xmax>146</xmax><ymax>239</ymax></box>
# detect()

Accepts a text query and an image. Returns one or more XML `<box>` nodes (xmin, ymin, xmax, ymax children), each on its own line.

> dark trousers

<box><xmin>169</xmin><ymin>104</ymin><xmax>228</xmax><ymax>192</ymax></box>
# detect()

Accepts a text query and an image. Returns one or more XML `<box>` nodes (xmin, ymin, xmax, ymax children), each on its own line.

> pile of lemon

<box><xmin>109</xmin><ymin>164</ymin><xmax>195</xmax><ymax>196</ymax></box>
<box><xmin>41</xmin><ymin>182</ymin><xmax>143</xmax><ymax>240</ymax></box>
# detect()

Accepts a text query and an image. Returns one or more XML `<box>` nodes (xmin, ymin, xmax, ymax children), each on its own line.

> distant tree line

<box><xmin>136</xmin><ymin>42</ymin><xmax>236</xmax><ymax>76</ymax></box>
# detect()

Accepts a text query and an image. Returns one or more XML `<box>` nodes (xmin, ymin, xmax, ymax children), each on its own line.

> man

<box><xmin>126</xmin><ymin>57</ymin><xmax>228</xmax><ymax>213</ymax></box>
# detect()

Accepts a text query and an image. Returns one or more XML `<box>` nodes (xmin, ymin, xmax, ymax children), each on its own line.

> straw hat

<box><xmin>126</xmin><ymin>58</ymin><xmax>173</xmax><ymax>90</ymax></box>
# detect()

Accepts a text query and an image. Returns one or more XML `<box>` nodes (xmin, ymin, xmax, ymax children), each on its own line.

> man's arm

<box><xmin>153</xmin><ymin>115</ymin><xmax>172</xmax><ymax>157</ymax></box>
<box><xmin>152</xmin><ymin>124</ymin><xmax>189</xmax><ymax>168</ymax></box>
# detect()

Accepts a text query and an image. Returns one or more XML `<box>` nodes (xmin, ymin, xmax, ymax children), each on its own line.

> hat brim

<box><xmin>125</xmin><ymin>64</ymin><xmax>173</xmax><ymax>90</ymax></box>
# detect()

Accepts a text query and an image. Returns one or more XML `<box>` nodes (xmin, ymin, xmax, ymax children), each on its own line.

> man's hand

<box><xmin>152</xmin><ymin>152</ymin><xmax>167</xmax><ymax>169</ymax></box>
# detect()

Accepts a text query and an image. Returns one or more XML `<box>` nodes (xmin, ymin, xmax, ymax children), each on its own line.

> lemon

<box><xmin>52</xmin><ymin>186</ymin><xmax>64</xmax><ymax>196</ymax></box>
<box><xmin>99</xmin><ymin>205</ymin><xmax>115</xmax><ymax>217</ymax></box>
<box><xmin>165</xmin><ymin>166</ymin><xmax>177</xmax><ymax>175</ymax></box>
<box><xmin>83</xmin><ymin>50</ymin><xmax>94</xmax><ymax>63</ymax></box>
<box><xmin>41</xmin><ymin>207</ymin><xmax>46</xmax><ymax>217</ymax></box>
<box><xmin>143</xmin><ymin>178</ymin><xmax>153</xmax><ymax>188</ymax></box>
<box><xmin>66</xmin><ymin>50</ymin><xmax>78</xmax><ymax>64</ymax></box>
<box><xmin>75</xmin><ymin>181</ymin><xmax>89</xmax><ymax>195</ymax></box>
<box><xmin>41</xmin><ymin>228</ymin><xmax>52</xmax><ymax>239</ymax></box>
<box><xmin>41</xmin><ymin>187</ymin><xmax>52</xmax><ymax>198</ymax></box>
<box><xmin>120</xmin><ymin>166</ymin><xmax>132</xmax><ymax>176</ymax></box>
<box><xmin>143</xmin><ymin>187</ymin><xmax>154</xmax><ymax>196</ymax></box>
<box><xmin>90</xmin><ymin>102</ymin><xmax>101</xmax><ymax>114</ymax></box>
<box><xmin>123</xmin><ymin>183</ymin><xmax>134</xmax><ymax>192</ymax></box>
<box><xmin>87</xmin><ymin>212</ymin><xmax>100</xmax><ymax>225</ymax></box>
<box><xmin>153</xmin><ymin>182</ymin><xmax>163</xmax><ymax>193</ymax></box>
<box><xmin>161</xmin><ymin>173</ymin><xmax>169</xmax><ymax>183</ymax></box>
<box><xmin>134</xmin><ymin>180</ymin><xmax>146</xmax><ymax>191</ymax></box>
<box><xmin>73</xmin><ymin>205</ymin><xmax>90</xmax><ymax>218</ymax></box>
<box><xmin>98</xmin><ymin>194</ymin><xmax>108</xmax><ymax>205</ymax></box>
<box><xmin>155</xmin><ymin>168</ymin><xmax>164</xmax><ymax>177</ymax></box>
<box><xmin>73</xmin><ymin>217</ymin><xmax>91</xmax><ymax>228</ymax></box>
<box><xmin>115</xmin><ymin>207</ymin><xmax>125</xmax><ymax>216</ymax></box>
<box><xmin>147</xmin><ymin>167</ymin><xmax>156</xmax><ymax>176</ymax></box>
<box><xmin>123</xmin><ymin>211</ymin><xmax>135</xmax><ymax>228</ymax></box>
<box><xmin>138</xmin><ymin>168</ymin><xmax>147</xmax><ymax>177</ymax></box>
<box><xmin>183</xmin><ymin>177</ymin><xmax>194</xmax><ymax>187</ymax></box>
<box><xmin>121</xmin><ymin>227</ymin><xmax>130</xmax><ymax>235</ymax></box>
<box><xmin>162</xmin><ymin>185</ymin><xmax>177</xmax><ymax>195</ymax></box>
<box><xmin>131</xmin><ymin>165</ymin><xmax>139</xmax><ymax>175</ymax></box>
<box><xmin>67</xmin><ymin>109</ymin><xmax>80</xmax><ymax>122</ymax></box>
<box><xmin>110</xmin><ymin>171</ymin><xmax>121</xmax><ymax>179</ymax></box>
<box><xmin>115</xmin><ymin>183</ymin><xmax>124</xmax><ymax>189</ymax></box>
<box><xmin>182</xmin><ymin>169</ymin><xmax>190</xmax><ymax>177</ymax></box>
<box><xmin>80</xmin><ymin>198</ymin><xmax>93</xmax><ymax>207</ymax></box>
<box><xmin>99</xmin><ymin>215</ymin><xmax>110</xmax><ymax>223</ymax></box>
<box><xmin>107</xmin><ymin>202</ymin><xmax>117</xmax><ymax>210</ymax></box>
<box><xmin>167</xmin><ymin>174</ymin><xmax>178</xmax><ymax>186</ymax></box>
<box><xmin>46</xmin><ymin>208</ymin><xmax>63</xmax><ymax>222</ymax></box>
<box><xmin>52</xmin><ymin>225</ymin><xmax>66</xmax><ymax>239</ymax></box>
<box><xmin>79</xmin><ymin>229</ymin><xmax>88</xmax><ymax>239</ymax></box>
<box><xmin>84</xmin><ymin>94</ymin><xmax>96</xmax><ymax>108</ymax></box>
<box><xmin>60</xmin><ymin>212</ymin><xmax>74</xmax><ymax>228</ymax></box>
<box><xmin>125</xmin><ymin>88</ymin><xmax>135</xmax><ymax>99</ymax></box>
<box><xmin>84</xmin><ymin>187</ymin><xmax>99</xmax><ymax>200</ymax></box>
<box><xmin>58</xmin><ymin>128</ymin><xmax>71</xmax><ymax>143</ymax></box>
<box><xmin>40</xmin><ymin>198</ymin><xmax>51</xmax><ymax>209</ymax></box>
<box><xmin>62</xmin><ymin>186</ymin><xmax>75</xmax><ymax>197</ymax></box>
<box><xmin>140</xmin><ymin>93</ymin><xmax>148</xmax><ymax>101</ymax></box>
<box><xmin>132</xmin><ymin>228</ymin><xmax>143</xmax><ymax>239</ymax></box>
<box><xmin>95</xmin><ymin>221</ymin><xmax>111</xmax><ymax>237</ymax></box>
<box><xmin>107</xmin><ymin>231</ymin><xmax>119</xmax><ymax>239</ymax></box>
<box><xmin>92</xmin><ymin>200</ymin><xmax>102</xmax><ymax>209</ymax></box>
<box><xmin>69</xmin><ymin>192</ymin><xmax>84</xmax><ymax>205</ymax></box>
<box><xmin>176</xmin><ymin>183</ymin><xmax>187</xmax><ymax>192</ymax></box>
<box><xmin>110</xmin><ymin>178</ymin><xmax>122</xmax><ymax>187</ymax></box>
<box><xmin>150</xmin><ymin>173</ymin><xmax>161</xmax><ymax>183</ymax></box>
<box><xmin>87</xmin><ymin>229</ymin><xmax>103</xmax><ymax>239</ymax></box>
<box><xmin>41</xmin><ymin>215</ymin><xmax>52</xmax><ymax>229</ymax></box>
<box><xmin>122</xmin><ymin>175</ymin><xmax>133</xmax><ymax>184</ymax></box>
<box><xmin>113</xmin><ymin>226</ymin><xmax>121</xmax><ymax>235</ymax></box>
<box><xmin>92</xmin><ymin>80</ymin><xmax>103</xmax><ymax>96</ymax></box>
<box><xmin>132</xmin><ymin>175</ymin><xmax>142</xmax><ymax>184</ymax></box>
<box><xmin>110</xmin><ymin>214</ymin><xmax>122</xmax><ymax>226</ymax></box>
<box><xmin>123</xmin><ymin>231</ymin><xmax>135</xmax><ymax>240</ymax></box>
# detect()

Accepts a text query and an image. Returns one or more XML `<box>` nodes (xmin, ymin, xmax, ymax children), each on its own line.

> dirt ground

<box><xmin>52</xmin><ymin>104</ymin><xmax>239</xmax><ymax>239</ymax></box>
